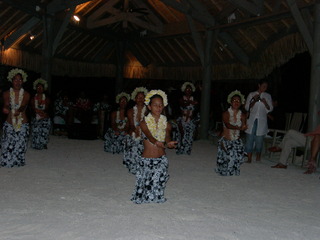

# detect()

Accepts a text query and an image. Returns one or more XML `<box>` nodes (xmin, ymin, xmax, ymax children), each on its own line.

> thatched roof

<box><xmin>0</xmin><ymin>0</ymin><xmax>314</xmax><ymax>81</ymax></box>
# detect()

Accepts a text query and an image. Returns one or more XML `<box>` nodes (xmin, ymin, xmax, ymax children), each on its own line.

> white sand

<box><xmin>0</xmin><ymin>135</ymin><xmax>319</xmax><ymax>240</ymax></box>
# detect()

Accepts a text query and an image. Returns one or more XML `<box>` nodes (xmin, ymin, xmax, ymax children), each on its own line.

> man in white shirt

<box><xmin>245</xmin><ymin>80</ymin><xmax>273</xmax><ymax>163</ymax></box>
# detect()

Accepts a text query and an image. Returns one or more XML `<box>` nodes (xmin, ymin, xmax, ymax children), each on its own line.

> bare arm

<box><xmin>2</xmin><ymin>91</ymin><xmax>10</xmax><ymax>114</ymax></box>
<box><xmin>165</xmin><ymin>122</ymin><xmax>177</xmax><ymax>148</ymax></box>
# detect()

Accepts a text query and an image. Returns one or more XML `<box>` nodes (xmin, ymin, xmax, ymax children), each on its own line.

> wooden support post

<box><xmin>308</xmin><ymin>2</ymin><xmax>320</xmax><ymax>131</ymax></box>
<box><xmin>200</xmin><ymin>30</ymin><xmax>217</xmax><ymax>139</ymax></box>
<box><xmin>42</xmin><ymin>15</ymin><xmax>54</xmax><ymax>93</ymax></box>
<box><xmin>115</xmin><ymin>40</ymin><xmax>126</xmax><ymax>94</ymax></box>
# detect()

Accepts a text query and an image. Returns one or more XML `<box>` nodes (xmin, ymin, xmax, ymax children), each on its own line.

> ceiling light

<box><xmin>73</xmin><ymin>15</ymin><xmax>80</xmax><ymax>22</ymax></box>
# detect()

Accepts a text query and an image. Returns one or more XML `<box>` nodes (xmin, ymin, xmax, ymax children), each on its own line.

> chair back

<box><xmin>287</xmin><ymin>112</ymin><xmax>307</xmax><ymax>132</ymax></box>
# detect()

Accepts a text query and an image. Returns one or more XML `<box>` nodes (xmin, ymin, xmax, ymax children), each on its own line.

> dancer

<box><xmin>1</xmin><ymin>68</ymin><xmax>30</xmax><ymax>167</ymax></box>
<box><xmin>31</xmin><ymin>78</ymin><xmax>51</xmax><ymax>150</ymax></box>
<box><xmin>244</xmin><ymin>79</ymin><xmax>273</xmax><ymax>162</ymax></box>
<box><xmin>123</xmin><ymin>87</ymin><xmax>148</xmax><ymax>174</ymax></box>
<box><xmin>176</xmin><ymin>82</ymin><xmax>199</xmax><ymax>155</ymax></box>
<box><xmin>216</xmin><ymin>90</ymin><xmax>247</xmax><ymax>176</ymax></box>
<box><xmin>131</xmin><ymin>90</ymin><xmax>177</xmax><ymax>204</ymax></box>
<box><xmin>104</xmin><ymin>92</ymin><xmax>130</xmax><ymax>154</ymax></box>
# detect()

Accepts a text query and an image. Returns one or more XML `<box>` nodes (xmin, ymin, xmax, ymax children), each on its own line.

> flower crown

<box><xmin>7</xmin><ymin>68</ymin><xmax>28</xmax><ymax>82</ymax></box>
<box><xmin>227</xmin><ymin>90</ymin><xmax>245</xmax><ymax>104</ymax></box>
<box><xmin>181</xmin><ymin>81</ymin><xmax>196</xmax><ymax>92</ymax></box>
<box><xmin>116</xmin><ymin>92</ymin><xmax>130</xmax><ymax>103</ymax></box>
<box><xmin>33</xmin><ymin>78</ymin><xmax>48</xmax><ymax>90</ymax></box>
<box><xmin>131</xmin><ymin>87</ymin><xmax>148</xmax><ymax>101</ymax></box>
<box><xmin>144</xmin><ymin>89</ymin><xmax>168</xmax><ymax>107</ymax></box>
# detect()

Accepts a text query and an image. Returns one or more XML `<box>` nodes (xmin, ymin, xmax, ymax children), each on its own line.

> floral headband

<box><xmin>227</xmin><ymin>90</ymin><xmax>245</xmax><ymax>104</ymax></box>
<box><xmin>181</xmin><ymin>81</ymin><xmax>196</xmax><ymax>92</ymax></box>
<box><xmin>33</xmin><ymin>78</ymin><xmax>48</xmax><ymax>90</ymax></box>
<box><xmin>131</xmin><ymin>87</ymin><xmax>148</xmax><ymax>101</ymax></box>
<box><xmin>7</xmin><ymin>68</ymin><xmax>28</xmax><ymax>82</ymax></box>
<box><xmin>115</xmin><ymin>92</ymin><xmax>130</xmax><ymax>103</ymax></box>
<box><xmin>144</xmin><ymin>89</ymin><xmax>168</xmax><ymax>107</ymax></box>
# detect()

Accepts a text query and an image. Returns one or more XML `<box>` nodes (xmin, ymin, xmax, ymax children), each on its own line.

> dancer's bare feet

<box><xmin>271</xmin><ymin>163</ymin><xmax>287</xmax><ymax>169</ymax></box>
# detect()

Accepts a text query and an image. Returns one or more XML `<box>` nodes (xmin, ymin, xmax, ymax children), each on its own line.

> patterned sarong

<box><xmin>31</xmin><ymin>118</ymin><xmax>51</xmax><ymax>150</ymax></box>
<box><xmin>123</xmin><ymin>135</ymin><xmax>144</xmax><ymax>174</ymax></box>
<box><xmin>131</xmin><ymin>155</ymin><xmax>169</xmax><ymax>204</ymax></box>
<box><xmin>0</xmin><ymin>122</ymin><xmax>29</xmax><ymax>167</ymax></box>
<box><xmin>215</xmin><ymin>137</ymin><xmax>245</xmax><ymax>176</ymax></box>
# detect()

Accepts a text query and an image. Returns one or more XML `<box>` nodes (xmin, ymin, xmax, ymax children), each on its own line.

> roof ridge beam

<box><xmin>286</xmin><ymin>0</ymin><xmax>313</xmax><ymax>53</ymax></box>
<box><xmin>228</xmin><ymin>0</ymin><xmax>262</xmax><ymax>16</ymax></box>
<box><xmin>160</xmin><ymin>0</ymin><xmax>215</xmax><ymax>27</ymax></box>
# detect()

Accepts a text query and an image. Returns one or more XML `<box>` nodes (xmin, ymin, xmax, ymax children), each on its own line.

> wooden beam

<box><xmin>92</xmin><ymin>41</ymin><xmax>114</xmax><ymax>62</ymax></box>
<box><xmin>219</xmin><ymin>31</ymin><xmax>249</xmax><ymax>65</ymax></box>
<box><xmin>131</xmin><ymin>0</ymin><xmax>163</xmax><ymax>27</ymax></box>
<box><xmin>286</xmin><ymin>0</ymin><xmax>313</xmax><ymax>53</ymax></box>
<box><xmin>155</xmin><ymin>40</ymin><xmax>176</xmax><ymax>62</ymax></box>
<box><xmin>4</xmin><ymin>17</ymin><xmax>40</xmax><ymax>49</ymax></box>
<box><xmin>228</xmin><ymin>0</ymin><xmax>261</xmax><ymax>16</ymax></box>
<box><xmin>87</xmin><ymin>0</ymin><xmax>121</xmax><ymax>26</ymax></box>
<box><xmin>52</xmin><ymin>6</ymin><xmax>76</xmax><ymax>55</ymax></box>
<box><xmin>47</xmin><ymin>0</ymin><xmax>92</xmax><ymax>15</ymax></box>
<box><xmin>160</xmin><ymin>0</ymin><xmax>215</xmax><ymax>27</ymax></box>
<box><xmin>128</xmin><ymin>42</ymin><xmax>150</xmax><ymax>66</ymax></box>
<box><xmin>301</xmin><ymin>8</ymin><xmax>314</xmax><ymax>36</ymax></box>
<box><xmin>186</xmin><ymin>15</ymin><xmax>204</xmax><ymax>66</ymax></box>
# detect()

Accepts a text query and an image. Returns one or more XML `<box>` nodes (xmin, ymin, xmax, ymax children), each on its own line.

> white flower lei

<box><xmin>131</xmin><ymin>87</ymin><xmax>148</xmax><ymax>101</ymax></box>
<box><xmin>132</xmin><ymin>105</ymin><xmax>146</xmax><ymax>139</ymax></box>
<box><xmin>144</xmin><ymin>89</ymin><xmax>168</xmax><ymax>106</ymax></box>
<box><xmin>7</xmin><ymin>68</ymin><xmax>28</xmax><ymax>82</ymax></box>
<box><xmin>133</xmin><ymin>105</ymin><xmax>146</xmax><ymax>127</ymax></box>
<box><xmin>35</xmin><ymin>93</ymin><xmax>46</xmax><ymax>120</ymax></box>
<box><xmin>10</xmin><ymin>88</ymin><xmax>24</xmax><ymax>131</ymax></box>
<box><xmin>33</xmin><ymin>78</ymin><xmax>48</xmax><ymax>90</ymax></box>
<box><xmin>228</xmin><ymin>107</ymin><xmax>242</xmax><ymax>140</ymax></box>
<box><xmin>145</xmin><ymin>113</ymin><xmax>167</xmax><ymax>142</ymax></box>
<box><xmin>116</xmin><ymin>110</ymin><xmax>128</xmax><ymax>130</ymax></box>
<box><xmin>181</xmin><ymin>82</ymin><xmax>196</xmax><ymax>92</ymax></box>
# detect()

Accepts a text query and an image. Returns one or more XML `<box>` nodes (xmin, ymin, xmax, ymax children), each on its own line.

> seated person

<box><xmin>270</xmin><ymin>125</ymin><xmax>320</xmax><ymax>170</ymax></box>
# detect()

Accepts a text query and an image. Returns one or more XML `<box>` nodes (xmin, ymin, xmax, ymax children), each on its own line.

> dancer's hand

<box><xmin>166</xmin><ymin>141</ymin><xmax>178</xmax><ymax>149</ymax></box>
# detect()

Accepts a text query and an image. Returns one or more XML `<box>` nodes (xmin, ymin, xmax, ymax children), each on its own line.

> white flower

<box><xmin>115</xmin><ymin>92</ymin><xmax>130</xmax><ymax>103</ymax></box>
<box><xmin>33</xmin><ymin>78</ymin><xmax>48</xmax><ymax>90</ymax></box>
<box><xmin>144</xmin><ymin>89</ymin><xmax>168</xmax><ymax>107</ymax></box>
<box><xmin>227</xmin><ymin>90</ymin><xmax>245</xmax><ymax>104</ymax></box>
<box><xmin>181</xmin><ymin>82</ymin><xmax>196</xmax><ymax>92</ymax></box>
<box><xmin>7</xmin><ymin>68</ymin><xmax>28</xmax><ymax>82</ymax></box>
<box><xmin>131</xmin><ymin>87</ymin><xmax>148</xmax><ymax>101</ymax></box>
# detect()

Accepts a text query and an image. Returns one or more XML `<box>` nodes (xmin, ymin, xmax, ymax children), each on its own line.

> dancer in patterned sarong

<box><xmin>216</xmin><ymin>90</ymin><xmax>247</xmax><ymax>176</ymax></box>
<box><xmin>176</xmin><ymin>82</ymin><xmax>199</xmax><ymax>155</ymax></box>
<box><xmin>31</xmin><ymin>78</ymin><xmax>51</xmax><ymax>150</ymax></box>
<box><xmin>104</xmin><ymin>92</ymin><xmax>130</xmax><ymax>154</ymax></box>
<box><xmin>1</xmin><ymin>68</ymin><xmax>31</xmax><ymax>167</ymax></box>
<box><xmin>131</xmin><ymin>90</ymin><xmax>177</xmax><ymax>204</ymax></box>
<box><xmin>123</xmin><ymin>87</ymin><xmax>148</xmax><ymax>174</ymax></box>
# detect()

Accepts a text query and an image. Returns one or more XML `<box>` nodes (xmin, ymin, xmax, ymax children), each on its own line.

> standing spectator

<box><xmin>245</xmin><ymin>80</ymin><xmax>273</xmax><ymax>163</ymax></box>
<box><xmin>0</xmin><ymin>68</ymin><xmax>30</xmax><ymax>167</ymax></box>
